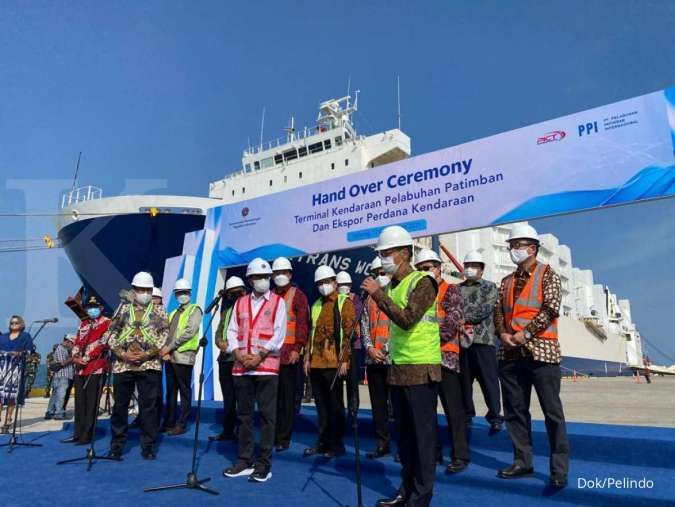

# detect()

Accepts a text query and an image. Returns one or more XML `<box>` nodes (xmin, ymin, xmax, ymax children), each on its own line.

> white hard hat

<box><xmin>225</xmin><ymin>276</ymin><xmax>245</xmax><ymax>291</ymax></box>
<box><xmin>152</xmin><ymin>287</ymin><xmax>163</xmax><ymax>298</ymax></box>
<box><xmin>375</xmin><ymin>225</ymin><xmax>413</xmax><ymax>251</ymax></box>
<box><xmin>463</xmin><ymin>250</ymin><xmax>485</xmax><ymax>265</ymax></box>
<box><xmin>507</xmin><ymin>223</ymin><xmax>539</xmax><ymax>243</ymax></box>
<box><xmin>246</xmin><ymin>257</ymin><xmax>272</xmax><ymax>276</ymax></box>
<box><xmin>272</xmin><ymin>257</ymin><xmax>293</xmax><ymax>271</ymax></box>
<box><xmin>314</xmin><ymin>265</ymin><xmax>337</xmax><ymax>283</ymax></box>
<box><xmin>370</xmin><ymin>257</ymin><xmax>382</xmax><ymax>271</ymax></box>
<box><xmin>415</xmin><ymin>249</ymin><xmax>441</xmax><ymax>266</ymax></box>
<box><xmin>336</xmin><ymin>271</ymin><xmax>352</xmax><ymax>284</ymax></box>
<box><xmin>174</xmin><ymin>278</ymin><xmax>191</xmax><ymax>292</ymax></box>
<box><xmin>131</xmin><ymin>271</ymin><xmax>154</xmax><ymax>289</ymax></box>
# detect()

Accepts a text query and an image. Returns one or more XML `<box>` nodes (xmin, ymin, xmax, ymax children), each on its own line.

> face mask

<box><xmin>135</xmin><ymin>292</ymin><xmax>152</xmax><ymax>305</ymax></box>
<box><xmin>274</xmin><ymin>274</ymin><xmax>290</xmax><ymax>287</ymax></box>
<box><xmin>376</xmin><ymin>275</ymin><xmax>391</xmax><ymax>288</ymax></box>
<box><xmin>318</xmin><ymin>283</ymin><xmax>334</xmax><ymax>297</ymax></box>
<box><xmin>464</xmin><ymin>267</ymin><xmax>480</xmax><ymax>280</ymax></box>
<box><xmin>337</xmin><ymin>286</ymin><xmax>350</xmax><ymax>295</ymax></box>
<box><xmin>177</xmin><ymin>294</ymin><xmax>191</xmax><ymax>305</ymax></box>
<box><xmin>380</xmin><ymin>255</ymin><xmax>398</xmax><ymax>274</ymax></box>
<box><xmin>509</xmin><ymin>247</ymin><xmax>531</xmax><ymax>265</ymax></box>
<box><xmin>87</xmin><ymin>308</ymin><xmax>101</xmax><ymax>319</ymax></box>
<box><xmin>253</xmin><ymin>278</ymin><xmax>270</xmax><ymax>293</ymax></box>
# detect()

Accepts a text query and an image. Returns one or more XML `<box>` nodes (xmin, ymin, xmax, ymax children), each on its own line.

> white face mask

<box><xmin>380</xmin><ymin>255</ymin><xmax>397</xmax><ymax>274</ymax></box>
<box><xmin>253</xmin><ymin>278</ymin><xmax>270</xmax><ymax>293</ymax></box>
<box><xmin>177</xmin><ymin>294</ymin><xmax>191</xmax><ymax>305</ymax></box>
<box><xmin>135</xmin><ymin>292</ymin><xmax>152</xmax><ymax>305</ymax></box>
<box><xmin>318</xmin><ymin>283</ymin><xmax>334</xmax><ymax>297</ymax></box>
<box><xmin>464</xmin><ymin>267</ymin><xmax>480</xmax><ymax>280</ymax></box>
<box><xmin>376</xmin><ymin>275</ymin><xmax>391</xmax><ymax>288</ymax></box>
<box><xmin>274</xmin><ymin>274</ymin><xmax>290</xmax><ymax>287</ymax></box>
<box><xmin>337</xmin><ymin>286</ymin><xmax>350</xmax><ymax>295</ymax></box>
<box><xmin>509</xmin><ymin>247</ymin><xmax>531</xmax><ymax>265</ymax></box>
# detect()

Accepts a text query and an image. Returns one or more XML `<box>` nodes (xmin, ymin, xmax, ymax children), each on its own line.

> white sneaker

<box><xmin>223</xmin><ymin>462</ymin><xmax>254</xmax><ymax>478</ymax></box>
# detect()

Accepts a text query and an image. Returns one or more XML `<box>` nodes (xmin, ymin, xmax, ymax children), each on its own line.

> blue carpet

<box><xmin>0</xmin><ymin>404</ymin><xmax>673</xmax><ymax>507</ymax></box>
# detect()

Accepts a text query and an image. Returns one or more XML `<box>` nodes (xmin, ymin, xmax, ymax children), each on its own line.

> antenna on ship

<box><xmin>259</xmin><ymin>107</ymin><xmax>266</xmax><ymax>150</ymax></box>
<box><xmin>71</xmin><ymin>151</ymin><xmax>82</xmax><ymax>192</ymax></box>
<box><xmin>283</xmin><ymin>116</ymin><xmax>295</xmax><ymax>142</ymax></box>
<box><xmin>396</xmin><ymin>75</ymin><xmax>402</xmax><ymax>130</ymax></box>
<box><xmin>346</xmin><ymin>74</ymin><xmax>352</xmax><ymax>104</ymax></box>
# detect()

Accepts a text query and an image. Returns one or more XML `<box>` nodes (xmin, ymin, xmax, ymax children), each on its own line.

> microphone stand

<box><xmin>1</xmin><ymin>321</ymin><xmax>52</xmax><ymax>452</ymax></box>
<box><xmin>330</xmin><ymin>292</ymin><xmax>367</xmax><ymax>507</ymax></box>
<box><xmin>57</xmin><ymin>351</ymin><xmax>117</xmax><ymax>470</ymax></box>
<box><xmin>144</xmin><ymin>290</ymin><xmax>223</xmax><ymax>496</ymax></box>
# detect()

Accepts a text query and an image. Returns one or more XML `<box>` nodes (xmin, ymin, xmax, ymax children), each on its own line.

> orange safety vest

<box><xmin>280</xmin><ymin>286</ymin><xmax>297</xmax><ymax>345</ymax></box>
<box><xmin>437</xmin><ymin>280</ymin><xmax>459</xmax><ymax>354</ymax></box>
<box><xmin>502</xmin><ymin>262</ymin><xmax>558</xmax><ymax>340</ymax></box>
<box><xmin>233</xmin><ymin>293</ymin><xmax>282</xmax><ymax>375</ymax></box>
<box><xmin>367</xmin><ymin>297</ymin><xmax>390</xmax><ymax>350</ymax></box>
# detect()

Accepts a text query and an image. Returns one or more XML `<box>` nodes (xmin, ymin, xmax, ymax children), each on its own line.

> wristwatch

<box><xmin>524</xmin><ymin>330</ymin><xmax>532</xmax><ymax>340</ymax></box>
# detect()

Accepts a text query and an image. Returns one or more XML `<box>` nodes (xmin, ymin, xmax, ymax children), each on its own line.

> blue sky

<box><xmin>0</xmin><ymin>1</ymin><xmax>673</xmax><ymax>360</ymax></box>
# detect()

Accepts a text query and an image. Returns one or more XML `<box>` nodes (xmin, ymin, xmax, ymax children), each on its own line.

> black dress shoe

<box><xmin>497</xmin><ymin>464</ymin><xmax>534</xmax><ymax>479</ymax></box>
<box><xmin>303</xmin><ymin>446</ymin><xmax>325</xmax><ymax>457</ymax></box>
<box><xmin>141</xmin><ymin>449</ymin><xmax>156</xmax><ymax>460</ymax></box>
<box><xmin>106</xmin><ymin>450</ymin><xmax>122</xmax><ymax>460</ymax></box>
<box><xmin>446</xmin><ymin>459</ymin><xmax>470</xmax><ymax>474</ymax></box>
<box><xmin>375</xmin><ymin>493</ymin><xmax>406</xmax><ymax>506</ymax></box>
<box><xmin>549</xmin><ymin>476</ymin><xmax>568</xmax><ymax>488</ymax></box>
<box><xmin>60</xmin><ymin>436</ymin><xmax>78</xmax><ymax>443</ymax></box>
<box><xmin>366</xmin><ymin>446</ymin><xmax>390</xmax><ymax>459</ymax></box>
<box><xmin>489</xmin><ymin>421</ymin><xmax>503</xmax><ymax>435</ymax></box>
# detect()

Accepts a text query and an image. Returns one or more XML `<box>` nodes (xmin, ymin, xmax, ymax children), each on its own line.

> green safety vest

<box><xmin>169</xmin><ymin>304</ymin><xmax>202</xmax><ymax>353</ymax></box>
<box><xmin>310</xmin><ymin>293</ymin><xmax>348</xmax><ymax>355</ymax></box>
<box><xmin>118</xmin><ymin>303</ymin><xmax>159</xmax><ymax>347</ymax></box>
<box><xmin>387</xmin><ymin>270</ymin><xmax>441</xmax><ymax>365</ymax></box>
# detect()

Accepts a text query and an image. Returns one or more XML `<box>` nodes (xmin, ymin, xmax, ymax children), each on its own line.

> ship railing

<box><xmin>243</xmin><ymin>124</ymin><xmax>342</xmax><ymax>156</ymax></box>
<box><xmin>61</xmin><ymin>185</ymin><xmax>103</xmax><ymax>208</ymax></box>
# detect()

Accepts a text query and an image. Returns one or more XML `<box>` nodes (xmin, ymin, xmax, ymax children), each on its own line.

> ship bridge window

<box><xmin>298</xmin><ymin>146</ymin><xmax>308</xmax><ymax>157</ymax></box>
<box><xmin>324</xmin><ymin>139</ymin><xmax>331</xmax><ymax>150</ymax></box>
<box><xmin>245</xmin><ymin>163</ymin><xmax>252</xmax><ymax>172</ymax></box>
<box><xmin>254</xmin><ymin>161</ymin><xmax>260</xmax><ymax>170</ymax></box>
<box><xmin>309</xmin><ymin>142</ymin><xmax>323</xmax><ymax>154</ymax></box>
<box><xmin>345</xmin><ymin>131</ymin><xmax>351</xmax><ymax>140</ymax></box>
<box><xmin>261</xmin><ymin>157</ymin><xmax>274</xmax><ymax>169</ymax></box>
<box><xmin>335</xmin><ymin>136</ymin><xmax>343</xmax><ymax>146</ymax></box>
<box><xmin>283</xmin><ymin>148</ymin><xmax>298</xmax><ymax>162</ymax></box>
<box><xmin>345</xmin><ymin>158</ymin><xmax>349</xmax><ymax>167</ymax></box>
<box><xmin>274</xmin><ymin>154</ymin><xmax>283</xmax><ymax>165</ymax></box>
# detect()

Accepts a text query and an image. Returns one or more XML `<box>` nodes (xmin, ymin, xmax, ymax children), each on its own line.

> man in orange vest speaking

<box><xmin>271</xmin><ymin>256</ymin><xmax>310</xmax><ymax>452</ymax></box>
<box><xmin>360</xmin><ymin>256</ymin><xmax>392</xmax><ymax>459</ymax></box>
<box><xmin>494</xmin><ymin>223</ymin><xmax>570</xmax><ymax>488</ymax></box>
<box><xmin>223</xmin><ymin>258</ymin><xmax>287</xmax><ymax>483</ymax></box>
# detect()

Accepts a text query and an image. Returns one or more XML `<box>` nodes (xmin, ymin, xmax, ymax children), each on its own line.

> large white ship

<box><xmin>56</xmin><ymin>94</ymin><xmax>646</xmax><ymax>378</ymax></box>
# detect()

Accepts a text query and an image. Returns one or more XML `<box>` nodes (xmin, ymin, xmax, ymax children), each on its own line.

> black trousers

<box><xmin>366</xmin><ymin>363</ymin><xmax>390</xmax><ymax>449</ymax></box>
<box><xmin>438</xmin><ymin>367</ymin><xmax>470</xmax><ymax>461</ymax></box>
<box><xmin>460</xmin><ymin>343</ymin><xmax>503</xmax><ymax>424</ymax></box>
<box><xmin>391</xmin><ymin>382</ymin><xmax>439</xmax><ymax>507</ymax></box>
<box><xmin>276</xmin><ymin>363</ymin><xmax>299</xmax><ymax>446</ymax></box>
<box><xmin>73</xmin><ymin>374</ymin><xmax>103</xmax><ymax>442</ymax></box>
<box><xmin>234</xmin><ymin>374</ymin><xmax>278</xmax><ymax>468</ymax></box>
<box><xmin>217</xmin><ymin>358</ymin><xmax>237</xmax><ymax>435</ymax></box>
<box><xmin>63</xmin><ymin>378</ymin><xmax>74</xmax><ymax>411</ymax></box>
<box><xmin>111</xmin><ymin>370</ymin><xmax>161</xmax><ymax>453</ymax></box>
<box><xmin>310</xmin><ymin>368</ymin><xmax>346</xmax><ymax>452</ymax></box>
<box><xmin>164</xmin><ymin>362</ymin><xmax>193</xmax><ymax>428</ymax></box>
<box><xmin>499</xmin><ymin>357</ymin><xmax>570</xmax><ymax>478</ymax></box>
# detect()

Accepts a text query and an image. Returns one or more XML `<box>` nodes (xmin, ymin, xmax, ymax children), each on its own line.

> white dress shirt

<box><xmin>226</xmin><ymin>290</ymin><xmax>287</xmax><ymax>376</ymax></box>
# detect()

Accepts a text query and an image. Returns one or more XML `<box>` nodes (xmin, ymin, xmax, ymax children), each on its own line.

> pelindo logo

<box><xmin>242</xmin><ymin>207</ymin><xmax>250</xmax><ymax>217</ymax></box>
<box><xmin>537</xmin><ymin>130</ymin><xmax>566</xmax><ymax>145</ymax></box>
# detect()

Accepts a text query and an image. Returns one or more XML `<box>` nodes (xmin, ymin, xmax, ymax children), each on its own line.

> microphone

<box><xmin>205</xmin><ymin>289</ymin><xmax>225</xmax><ymax>314</ymax></box>
<box><xmin>35</xmin><ymin>318</ymin><xmax>59</xmax><ymax>323</ymax></box>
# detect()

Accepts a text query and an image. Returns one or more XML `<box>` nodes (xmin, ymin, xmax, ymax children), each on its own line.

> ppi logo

<box><xmin>241</xmin><ymin>207</ymin><xmax>250</xmax><ymax>217</ymax></box>
<box><xmin>537</xmin><ymin>130</ymin><xmax>566</xmax><ymax>145</ymax></box>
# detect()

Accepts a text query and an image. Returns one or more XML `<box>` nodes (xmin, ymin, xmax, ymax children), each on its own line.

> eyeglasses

<box><xmin>508</xmin><ymin>241</ymin><xmax>534</xmax><ymax>250</ymax></box>
<box><xmin>417</xmin><ymin>265</ymin><xmax>435</xmax><ymax>272</ymax></box>
<box><xmin>9</xmin><ymin>321</ymin><xmax>20</xmax><ymax>325</ymax></box>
